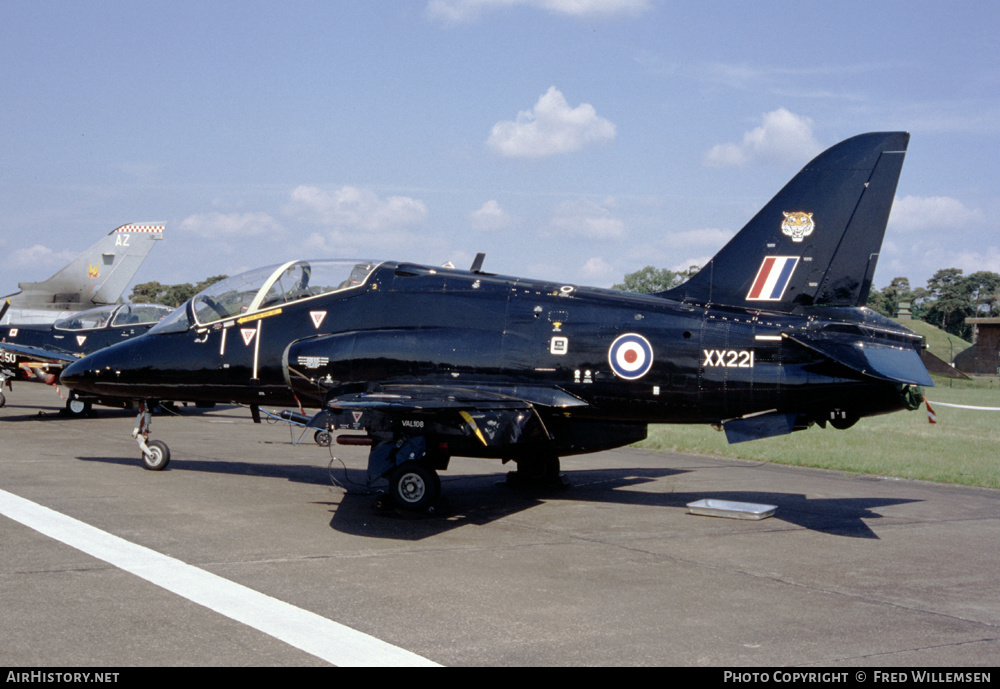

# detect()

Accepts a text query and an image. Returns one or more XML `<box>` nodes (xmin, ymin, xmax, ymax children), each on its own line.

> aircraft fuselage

<box><xmin>1</xmin><ymin>303</ymin><xmax>173</xmax><ymax>385</ymax></box>
<box><xmin>63</xmin><ymin>261</ymin><xmax>922</xmax><ymax>445</ymax></box>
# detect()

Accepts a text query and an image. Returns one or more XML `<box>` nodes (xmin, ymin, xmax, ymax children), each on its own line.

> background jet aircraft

<box><xmin>0</xmin><ymin>302</ymin><xmax>173</xmax><ymax>413</ymax></box>
<box><xmin>61</xmin><ymin>132</ymin><xmax>931</xmax><ymax>512</ymax></box>
<box><xmin>1</xmin><ymin>222</ymin><xmax>164</xmax><ymax>325</ymax></box>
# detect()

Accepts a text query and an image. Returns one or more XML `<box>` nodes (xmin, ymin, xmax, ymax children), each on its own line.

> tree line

<box><xmin>129</xmin><ymin>275</ymin><xmax>229</xmax><ymax>308</ymax></box>
<box><xmin>867</xmin><ymin>269</ymin><xmax>1000</xmax><ymax>340</ymax></box>
<box><xmin>615</xmin><ymin>266</ymin><xmax>1000</xmax><ymax>341</ymax></box>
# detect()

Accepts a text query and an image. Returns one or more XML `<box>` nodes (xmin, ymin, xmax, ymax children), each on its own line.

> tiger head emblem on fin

<box><xmin>781</xmin><ymin>211</ymin><xmax>814</xmax><ymax>242</ymax></box>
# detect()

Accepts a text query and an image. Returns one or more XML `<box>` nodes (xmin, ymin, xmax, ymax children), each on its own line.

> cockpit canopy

<box><xmin>149</xmin><ymin>260</ymin><xmax>380</xmax><ymax>334</ymax></box>
<box><xmin>54</xmin><ymin>303</ymin><xmax>174</xmax><ymax>331</ymax></box>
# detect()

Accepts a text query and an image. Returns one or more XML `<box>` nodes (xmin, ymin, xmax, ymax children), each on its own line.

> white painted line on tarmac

<box><xmin>0</xmin><ymin>488</ymin><xmax>439</xmax><ymax>667</ymax></box>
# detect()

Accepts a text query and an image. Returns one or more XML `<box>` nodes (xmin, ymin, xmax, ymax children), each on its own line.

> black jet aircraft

<box><xmin>0</xmin><ymin>302</ymin><xmax>174</xmax><ymax>413</ymax></box>
<box><xmin>61</xmin><ymin>132</ymin><xmax>932</xmax><ymax>511</ymax></box>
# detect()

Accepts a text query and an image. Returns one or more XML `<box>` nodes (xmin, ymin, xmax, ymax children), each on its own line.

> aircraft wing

<box><xmin>0</xmin><ymin>342</ymin><xmax>79</xmax><ymax>367</ymax></box>
<box><xmin>325</xmin><ymin>384</ymin><xmax>587</xmax><ymax>412</ymax></box>
<box><xmin>312</xmin><ymin>384</ymin><xmax>588</xmax><ymax>480</ymax></box>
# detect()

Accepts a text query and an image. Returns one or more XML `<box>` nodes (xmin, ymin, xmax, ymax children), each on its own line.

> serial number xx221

<box><xmin>703</xmin><ymin>349</ymin><xmax>754</xmax><ymax>368</ymax></box>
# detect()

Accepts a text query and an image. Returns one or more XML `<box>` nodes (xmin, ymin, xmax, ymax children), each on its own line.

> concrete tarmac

<box><xmin>1</xmin><ymin>382</ymin><xmax>997</xmax><ymax>667</ymax></box>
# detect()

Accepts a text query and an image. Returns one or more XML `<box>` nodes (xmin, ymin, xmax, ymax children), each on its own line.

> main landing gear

<box><xmin>368</xmin><ymin>435</ymin><xmax>446</xmax><ymax>514</ymax></box>
<box><xmin>63</xmin><ymin>396</ymin><xmax>92</xmax><ymax>417</ymax></box>
<box><xmin>508</xmin><ymin>452</ymin><xmax>563</xmax><ymax>489</ymax></box>
<box><xmin>134</xmin><ymin>401</ymin><xmax>171</xmax><ymax>471</ymax></box>
<box><xmin>384</xmin><ymin>461</ymin><xmax>441</xmax><ymax>512</ymax></box>
<box><xmin>368</xmin><ymin>436</ymin><xmax>566</xmax><ymax>514</ymax></box>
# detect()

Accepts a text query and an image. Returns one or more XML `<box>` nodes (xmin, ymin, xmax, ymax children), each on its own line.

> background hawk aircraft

<box><xmin>61</xmin><ymin>132</ymin><xmax>932</xmax><ymax>511</ymax></box>
<box><xmin>0</xmin><ymin>302</ymin><xmax>174</xmax><ymax>412</ymax></box>
<box><xmin>1</xmin><ymin>222</ymin><xmax>164</xmax><ymax>325</ymax></box>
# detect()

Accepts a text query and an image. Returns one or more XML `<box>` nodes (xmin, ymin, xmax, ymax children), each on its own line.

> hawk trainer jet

<box><xmin>61</xmin><ymin>133</ymin><xmax>931</xmax><ymax>511</ymax></box>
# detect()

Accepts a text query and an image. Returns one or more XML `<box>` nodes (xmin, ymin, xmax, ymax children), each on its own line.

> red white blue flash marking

<box><xmin>746</xmin><ymin>256</ymin><xmax>799</xmax><ymax>301</ymax></box>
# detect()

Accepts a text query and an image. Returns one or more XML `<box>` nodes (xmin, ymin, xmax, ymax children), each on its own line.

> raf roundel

<box><xmin>608</xmin><ymin>333</ymin><xmax>654</xmax><ymax>380</ymax></box>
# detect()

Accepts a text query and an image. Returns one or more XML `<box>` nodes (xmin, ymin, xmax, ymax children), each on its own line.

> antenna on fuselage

<box><xmin>470</xmin><ymin>253</ymin><xmax>486</xmax><ymax>273</ymax></box>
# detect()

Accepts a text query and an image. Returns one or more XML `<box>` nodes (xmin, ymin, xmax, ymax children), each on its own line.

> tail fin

<box><xmin>5</xmin><ymin>223</ymin><xmax>164</xmax><ymax>316</ymax></box>
<box><xmin>661</xmin><ymin>132</ymin><xmax>908</xmax><ymax>310</ymax></box>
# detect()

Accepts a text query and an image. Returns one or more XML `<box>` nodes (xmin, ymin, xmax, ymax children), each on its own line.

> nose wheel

<box><xmin>134</xmin><ymin>401</ymin><xmax>171</xmax><ymax>471</ymax></box>
<box><xmin>142</xmin><ymin>439</ymin><xmax>171</xmax><ymax>471</ymax></box>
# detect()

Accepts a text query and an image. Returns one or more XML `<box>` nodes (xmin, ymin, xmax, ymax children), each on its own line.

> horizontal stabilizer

<box><xmin>786</xmin><ymin>334</ymin><xmax>933</xmax><ymax>387</ymax></box>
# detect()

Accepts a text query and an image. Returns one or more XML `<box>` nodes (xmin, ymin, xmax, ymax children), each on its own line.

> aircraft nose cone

<box><xmin>60</xmin><ymin>340</ymin><xmax>136</xmax><ymax>395</ymax></box>
<box><xmin>59</xmin><ymin>358</ymin><xmax>86</xmax><ymax>388</ymax></box>
<box><xmin>60</xmin><ymin>351</ymin><xmax>108</xmax><ymax>394</ymax></box>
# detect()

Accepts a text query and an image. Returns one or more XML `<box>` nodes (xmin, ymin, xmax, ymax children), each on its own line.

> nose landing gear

<box><xmin>134</xmin><ymin>401</ymin><xmax>171</xmax><ymax>471</ymax></box>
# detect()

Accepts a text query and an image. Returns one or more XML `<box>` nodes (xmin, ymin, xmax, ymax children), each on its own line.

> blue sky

<box><xmin>2</xmin><ymin>0</ymin><xmax>998</xmax><ymax>301</ymax></box>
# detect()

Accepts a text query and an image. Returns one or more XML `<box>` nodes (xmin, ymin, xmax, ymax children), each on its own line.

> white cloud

<box><xmin>5</xmin><ymin>244</ymin><xmax>76</xmax><ymax>270</ymax></box>
<box><xmin>670</xmin><ymin>256</ymin><xmax>712</xmax><ymax>276</ymax></box>
<box><xmin>283</xmin><ymin>186</ymin><xmax>436</xmax><ymax>257</ymax></box>
<box><xmin>951</xmin><ymin>246</ymin><xmax>1000</xmax><ymax>275</ymax></box>
<box><xmin>470</xmin><ymin>200</ymin><xmax>512</xmax><ymax>231</ymax></box>
<box><xmin>660</xmin><ymin>228</ymin><xmax>733</xmax><ymax>251</ymax></box>
<box><xmin>541</xmin><ymin>0</ymin><xmax>651</xmax><ymax>16</ymax></box>
<box><xmin>546</xmin><ymin>198</ymin><xmax>624</xmax><ymax>239</ymax></box>
<box><xmin>284</xmin><ymin>185</ymin><xmax>428</xmax><ymax>230</ymax></box>
<box><xmin>703</xmin><ymin>108</ymin><xmax>822</xmax><ymax>167</ymax></box>
<box><xmin>618</xmin><ymin>228</ymin><xmax>731</xmax><ymax>278</ymax></box>
<box><xmin>428</xmin><ymin>0</ymin><xmax>650</xmax><ymax>24</ymax></box>
<box><xmin>876</xmin><ymin>196</ymin><xmax>996</xmax><ymax>288</ymax></box>
<box><xmin>579</xmin><ymin>256</ymin><xmax>615</xmax><ymax>282</ymax></box>
<box><xmin>428</xmin><ymin>0</ymin><xmax>521</xmax><ymax>23</ymax></box>
<box><xmin>487</xmin><ymin>87</ymin><xmax>616</xmax><ymax>158</ymax></box>
<box><xmin>889</xmin><ymin>195</ymin><xmax>985</xmax><ymax>232</ymax></box>
<box><xmin>178</xmin><ymin>212</ymin><xmax>283</xmax><ymax>238</ymax></box>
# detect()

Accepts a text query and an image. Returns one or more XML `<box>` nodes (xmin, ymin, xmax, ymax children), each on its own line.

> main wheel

<box><xmin>388</xmin><ymin>462</ymin><xmax>439</xmax><ymax>511</ymax></box>
<box><xmin>64</xmin><ymin>398</ymin><xmax>91</xmax><ymax>417</ymax></box>
<box><xmin>142</xmin><ymin>440</ymin><xmax>171</xmax><ymax>471</ymax></box>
